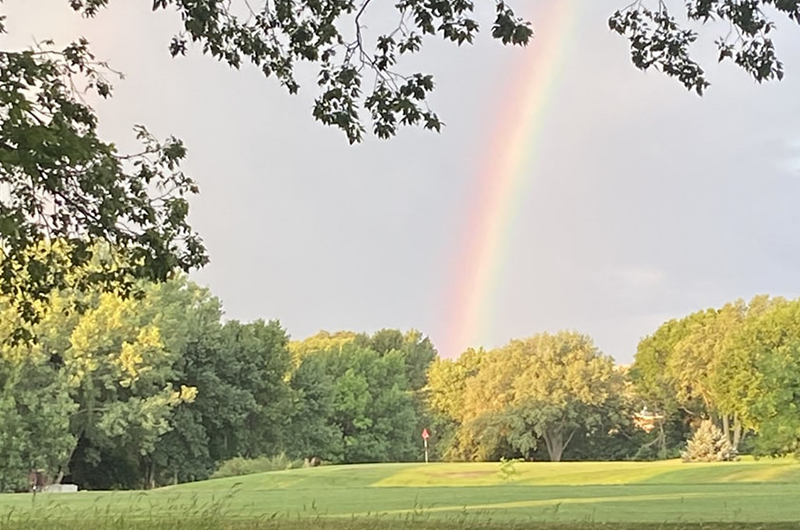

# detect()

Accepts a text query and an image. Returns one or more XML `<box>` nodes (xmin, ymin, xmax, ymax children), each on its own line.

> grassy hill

<box><xmin>1</xmin><ymin>459</ymin><xmax>800</xmax><ymax>527</ymax></box>
<box><xmin>173</xmin><ymin>458</ymin><xmax>800</xmax><ymax>490</ymax></box>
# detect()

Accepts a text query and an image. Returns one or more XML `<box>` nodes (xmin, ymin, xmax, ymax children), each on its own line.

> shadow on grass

<box><xmin>1</xmin><ymin>485</ymin><xmax>797</xmax><ymax>530</ymax></box>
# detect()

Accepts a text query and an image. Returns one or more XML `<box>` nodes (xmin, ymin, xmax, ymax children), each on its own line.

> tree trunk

<box><xmin>722</xmin><ymin>414</ymin><xmax>730</xmax><ymax>445</ymax></box>
<box><xmin>543</xmin><ymin>430</ymin><xmax>562</xmax><ymax>462</ymax></box>
<box><xmin>543</xmin><ymin>428</ymin><xmax>577</xmax><ymax>462</ymax></box>
<box><xmin>140</xmin><ymin>457</ymin><xmax>157</xmax><ymax>490</ymax></box>
<box><xmin>732</xmin><ymin>416</ymin><xmax>743</xmax><ymax>450</ymax></box>
<box><xmin>58</xmin><ymin>434</ymin><xmax>82</xmax><ymax>485</ymax></box>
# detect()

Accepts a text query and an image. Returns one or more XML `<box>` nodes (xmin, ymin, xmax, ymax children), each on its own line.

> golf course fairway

<box><xmin>1</xmin><ymin>459</ymin><xmax>799</xmax><ymax>529</ymax></box>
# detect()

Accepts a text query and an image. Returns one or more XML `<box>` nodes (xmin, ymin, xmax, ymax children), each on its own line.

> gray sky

<box><xmin>6</xmin><ymin>1</ymin><xmax>800</xmax><ymax>362</ymax></box>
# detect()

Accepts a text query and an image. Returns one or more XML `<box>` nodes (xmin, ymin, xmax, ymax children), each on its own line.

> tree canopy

<box><xmin>630</xmin><ymin>295</ymin><xmax>800</xmax><ymax>457</ymax></box>
<box><xmin>0</xmin><ymin>277</ymin><xmax>440</xmax><ymax>490</ymax></box>
<box><xmin>6</xmin><ymin>273</ymin><xmax>800</xmax><ymax>490</ymax></box>
<box><xmin>429</xmin><ymin>332</ymin><xmax>627</xmax><ymax>462</ymax></box>
<box><xmin>609</xmin><ymin>1</ymin><xmax>798</xmax><ymax>94</ymax></box>
<box><xmin>62</xmin><ymin>0</ymin><xmax>800</xmax><ymax>138</ymax></box>
<box><xmin>0</xmin><ymin>41</ymin><xmax>206</xmax><ymax>334</ymax></box>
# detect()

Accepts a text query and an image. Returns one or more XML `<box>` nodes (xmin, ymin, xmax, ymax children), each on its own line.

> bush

<box><xmin>632</xmin><ymin>441</ymin><xmax>661</xmax><ymax>461</ymax></box>
<box><xmin>681</xmin><ymin>420</ymin><xmax>738</xmax><ymax>463</ymax></box>
<box><xmin>631</xmin><ymin>440</ymin><xmax>681</xmax><ymax>461</ymax></box>
<box><xmin>211</xmin><ymin>454</ymin><xmax>306</xmax><ymax>479</ymax></box>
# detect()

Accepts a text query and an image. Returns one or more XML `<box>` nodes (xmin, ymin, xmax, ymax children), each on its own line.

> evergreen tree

<box><xmin>681</xmin><ymin>420</ymin><xmax>738</xmax><ymax>463</ymax></box>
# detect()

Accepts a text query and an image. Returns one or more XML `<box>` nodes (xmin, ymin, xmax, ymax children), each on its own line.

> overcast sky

<box><xmin>6</xmin><ymin>1</ymin><xmax>800</xmax><ymax>362</ymax></box>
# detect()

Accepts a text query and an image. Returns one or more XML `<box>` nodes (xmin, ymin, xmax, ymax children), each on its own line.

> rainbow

<box><xmin>442</xmin><ymin>0</ymin><xmax>580</xmax><ymax>358</ymax></box>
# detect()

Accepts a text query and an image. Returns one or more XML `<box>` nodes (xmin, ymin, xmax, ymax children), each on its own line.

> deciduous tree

<box><xmin>459</xmin><ymin>332</ymin><xmax>623</xmax><ymax>462</ymax></box>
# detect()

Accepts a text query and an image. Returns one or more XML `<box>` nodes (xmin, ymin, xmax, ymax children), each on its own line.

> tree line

<box><xmin>0</xmin><ymin>277</ymin><xmax>435</xmax><ymax>491</ymax></box>
<box><xmin>429</xmin><ymin>295</ymin><xmax>800</xmax><ymax>463</ymax></box>
<box><xmin>632</xmin><ymin>295</ymin><xmax>800</xmax><ymax>459</ymax></box>
<box><xmin>3</xmin><ymin>279</ymin><xmax>800</xmax><ymax>491</ymax></box>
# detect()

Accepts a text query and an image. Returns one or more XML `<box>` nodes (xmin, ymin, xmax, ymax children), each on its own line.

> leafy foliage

<box><xmin>1</xmin><ymin>287</ymin><xmax>440</xmax><ymax>491</ymax></box>
<box><xmin>287</xmin><ymin>329</ymin><xmax>435</xmax><ymax>464</ymax></box>
<box><xmin>65</xmin><ymin>0</ymin><xmax>533</xmax><ymax>144</ymax></box>
<box><xmin>632</xmin><ymin>296</ymin><xmax>781</xmax><ymax>453</ymax></box>
<box><xmin>0</xmin><ymin>355</ymin><xmax>77</xmax><ymax>491</ymax></box>
<box><xmin>0</xmin><ymin>280</ymin><xmax>202</xmax><ymax>490</ymax></box>
<box><xmin>62</xmin><ymin>0</ymin><xmax>800</xmax><ymax>144</ymax></box>
<box><xmin>11</xmin><ymin>276</ymin><xmax>800</xmax><ymax>491</ymax></box>
<box><xmin>609</xmin><ymin>0</ymin><xmax>800</xmax><ymax>95</ymax></box>
<box><xmin>721</xmin><ymin>298</ymin><xmax>800</xmax><ymax>457</ymax></box>
<box><xmin>0</xmin><ymin>40</ymin><xmax>206</xmax><ymax>334</ymax></box>
<box><xmin>497</xmin><ymin>456</ymin><xmax>522</xmax><ymax>481</ymax></box>
<box><xmin>432</xmin><ymin>332</ymin><xmax>624</xmax><ymax>462</ymax></box>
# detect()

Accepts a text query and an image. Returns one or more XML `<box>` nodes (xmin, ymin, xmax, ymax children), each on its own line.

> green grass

<box><xmin>1</xmin><ymin>459</ymin><xmax>800</xmax><ymax>529</ymax></box>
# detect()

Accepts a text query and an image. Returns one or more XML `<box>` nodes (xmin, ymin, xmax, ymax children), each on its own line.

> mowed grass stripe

<box><xmin>335</xmin><ymin>491</ymin><xmax>730</xmax><ymax>517</ymax></box>
<box><xmin>304</xmin><ymin>484</ymin><xmax>800</xmax><ymax>522</ymax></box>
<box><xmin>373</xmin><ymin>459</ymin><xmax>800</xmax><ymax>487</ymax></box>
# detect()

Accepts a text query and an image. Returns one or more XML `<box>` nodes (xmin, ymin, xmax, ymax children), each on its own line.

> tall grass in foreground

<box><xmin>0</xmin><ymin>490</ymin><xmax>797</xmax><ymax>530</ymax></box>
<box><xmin>2</xmin><ymin>515</ymin><xmax>800</xmax><ymax>530</ymax></box>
